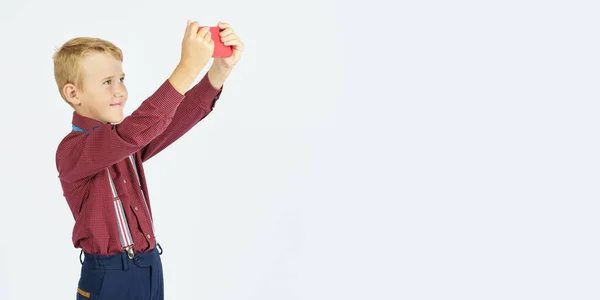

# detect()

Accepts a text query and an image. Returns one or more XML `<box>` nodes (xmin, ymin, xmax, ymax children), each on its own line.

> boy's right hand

<box><xmin>180</xmin><ymin>20</ymin><xmax>214</xmax><ymax>75</ymax></box>
<box><xmin>169</xmin><ymin>20</ymin><xmax>215</xmax><ymax>94</ymax></box>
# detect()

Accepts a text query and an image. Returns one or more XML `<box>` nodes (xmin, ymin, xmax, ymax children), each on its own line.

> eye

<box><xmin>103</xmin><ymin>79</ymin><xmax>111</xmax><ymax>85</ymax></box>
<box><xmin>119</xmin><ymin>77</ymin><xmax>125</xmax><ymax>83</ymax></box>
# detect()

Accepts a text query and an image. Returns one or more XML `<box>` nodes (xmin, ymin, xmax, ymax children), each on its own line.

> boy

<box><xmin>53</xmin><ymin>20</ymin><xmax>244</xmax><ymax>299</ymax></box>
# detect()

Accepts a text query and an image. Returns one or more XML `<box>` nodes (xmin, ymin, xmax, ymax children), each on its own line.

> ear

<box><xmin>63</xmin><ymin>83</ymin><xmax>81</xmax><ymax>106</ymax></box>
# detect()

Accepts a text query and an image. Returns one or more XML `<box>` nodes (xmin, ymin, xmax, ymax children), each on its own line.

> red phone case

<box><xmin>198</xmin><ymin>26</ymin><xmax>233</xmax><ymax>58</ymax></box>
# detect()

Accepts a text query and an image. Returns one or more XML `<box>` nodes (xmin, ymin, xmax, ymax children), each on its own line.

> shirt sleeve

<box><xmin>56</xmin><ymin>79</ymin><xmax>186</xmax><ymax>183</ymax></box>
<box><xmin>139</xmin><ymin>72</ymin><xmax>222</xmax><ymax>163</ymax></box>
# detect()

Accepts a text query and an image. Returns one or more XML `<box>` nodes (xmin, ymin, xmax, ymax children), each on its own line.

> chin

<box><xmin>106</xmin><ymin>114</ymin><xmax>124</xmax><ymax>124</ymax></box>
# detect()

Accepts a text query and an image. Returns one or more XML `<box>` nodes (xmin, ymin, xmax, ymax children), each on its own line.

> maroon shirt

<box><xmin>56</xmin><ymin>74</ymin><xmax>222</xmax><ymax>255</ymax></box>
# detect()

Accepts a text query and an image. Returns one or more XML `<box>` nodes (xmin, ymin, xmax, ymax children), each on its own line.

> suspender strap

<box><xmin>107</xmin><ymin>167</ymin><xmax>135</xmax><ymax>259</ymax></box>
<box><xmin>106</xmin><ymin>154</ymin><xmax>156</xmax><ymax>259</ymax></box>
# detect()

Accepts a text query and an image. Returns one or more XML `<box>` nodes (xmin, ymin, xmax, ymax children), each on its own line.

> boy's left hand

<box><xmin>214</xmin><ymin>21</ymin><xmax>244</xmax><ymax>70</ymax></box>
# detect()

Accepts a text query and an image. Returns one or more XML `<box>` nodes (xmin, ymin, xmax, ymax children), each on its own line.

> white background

<box><xmin>0</xmin><ymin>0</ymin><xmax>598</xmax><ymax>299</ymax></box>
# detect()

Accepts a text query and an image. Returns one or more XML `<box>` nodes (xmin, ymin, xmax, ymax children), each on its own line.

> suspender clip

<box><xmin>125</xmin><ymin>246</ymin><xmax>135</xmax><ymax>259</ymax></box>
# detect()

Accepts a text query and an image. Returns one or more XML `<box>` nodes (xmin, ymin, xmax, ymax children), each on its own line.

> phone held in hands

<box><xmin>198</xmin><ymin>26</ymin><xmax>233</xmax><ymax>58</ymax></box>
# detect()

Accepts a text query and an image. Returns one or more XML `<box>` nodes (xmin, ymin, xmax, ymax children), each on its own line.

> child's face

<box><xmin>77</xmin><ymin>53</ymin><xmax>128</xmax><ymax>124</ymax></box>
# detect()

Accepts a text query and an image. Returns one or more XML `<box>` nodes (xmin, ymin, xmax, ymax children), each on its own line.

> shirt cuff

<box><xmin>185</xmin><ymin>73</ymin><xmax>223</xmax><ymax>109</ymax></box>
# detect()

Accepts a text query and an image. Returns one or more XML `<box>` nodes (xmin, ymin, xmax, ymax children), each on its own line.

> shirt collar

<box><xmin>71</xmin><ymin>111</ymin><xmax>108</xmax><ymax>133</ymax></box>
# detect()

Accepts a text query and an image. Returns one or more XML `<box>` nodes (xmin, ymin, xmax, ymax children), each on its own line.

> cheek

<box><xmin>82</xmin><ymin>90</ymin><xmax>103</xmax><ymax>104</ymax></box>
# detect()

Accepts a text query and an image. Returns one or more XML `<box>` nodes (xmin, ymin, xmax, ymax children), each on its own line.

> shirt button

<box><xmin>123</xmin><ymin>179</ymin><xmax>127</xmax><ymax>183</ymax></box>
<box><xmin>147</xmin><ymin>234</ymin><xmax>151</xmax><ymax>239</ymax></box>
<box><xmin>134</xmin><ymin>206</ymin><xmax>138</xmax><ymax>211</ymax></box>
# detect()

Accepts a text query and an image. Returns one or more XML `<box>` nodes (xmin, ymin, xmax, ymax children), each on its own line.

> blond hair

<box><xmin>52</xmin><ymin>37</ymin><xmax>123</xmax><ymax>107</ymax></box>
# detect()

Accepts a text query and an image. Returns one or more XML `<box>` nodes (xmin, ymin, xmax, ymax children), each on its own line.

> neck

<box><xmin>74</xmin><ymin>109</ymin><xmax>111</xmax><ymax>124</ymax></box>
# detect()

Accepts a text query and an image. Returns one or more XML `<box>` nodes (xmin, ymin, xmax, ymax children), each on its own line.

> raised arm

<box><xmin>139</xmin><ymin>72</ymin><xmax>222</xmax><ymax>162</ymax></box>
<box><xmin>56</xmin><ymin>21</ymin><xmax>215</xmax><ymax>182</ymax></box>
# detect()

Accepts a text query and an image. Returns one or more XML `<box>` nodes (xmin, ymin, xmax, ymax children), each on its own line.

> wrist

<box><xmin>176</xmin><ymin>62</ymin><xmax>202</xmax><ymax>79</ymax></box>
<box><xmin>210</xmin><ymin>63</ymin><xmax>233</xmax><ymax>76</ymax></box>
<box><xmin>207</xmin><ymin>65</ymin><xmax>231</xmax><ymax>89</ymax></box>
<box><xmin>168</xmin><ymin>63</ymin><xmax>201</xmax><ymax>95</ymax></box>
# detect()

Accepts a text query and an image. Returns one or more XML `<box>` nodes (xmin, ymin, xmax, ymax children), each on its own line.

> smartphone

<box><xmin>198</xmin><ymin>26</ymin><xmax>233</xmax><ymax>58</ymax></box>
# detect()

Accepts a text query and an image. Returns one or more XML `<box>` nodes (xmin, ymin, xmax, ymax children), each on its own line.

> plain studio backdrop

<box><xmin>0</xmin><ymin>0</ymin><xmax>599</xmax><ymax>299</ymax></box>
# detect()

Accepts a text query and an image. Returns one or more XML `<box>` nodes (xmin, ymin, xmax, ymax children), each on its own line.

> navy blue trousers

<box><xmin>76</xmin><ymin>245</ymin><xmax>164</xmax><ymax>300</ymax></box>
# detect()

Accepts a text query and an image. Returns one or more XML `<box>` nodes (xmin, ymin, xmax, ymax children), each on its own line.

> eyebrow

<box><xmin>102</xmin><ymin>73</ymin><xmax>126</xmax><ymax>81</ymax></box>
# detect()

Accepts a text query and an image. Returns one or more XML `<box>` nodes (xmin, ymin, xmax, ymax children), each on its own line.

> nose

<box><xmin>114</xmin><ymin>86</ymin><xmax>126</xmax><ymax>98</ymax></box>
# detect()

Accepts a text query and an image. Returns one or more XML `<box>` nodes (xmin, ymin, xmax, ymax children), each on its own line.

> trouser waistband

<box><xmin>80</xmin><ymin>245</ymin><xmax>162</xmax><ymax>271</ymax></box>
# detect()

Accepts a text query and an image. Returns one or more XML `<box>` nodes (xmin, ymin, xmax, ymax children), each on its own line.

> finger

<box><xmin>219</xmin><ymin>28</ymin><xmax>234</xmax><ymax>37</ymax></box>
<box><xmin>189</xmin><ymin>21</ymin><xmax>201</xmax><ymax>37</ymax></box>
<box><xmin>203</xmin><ymin>31</ymin><xmax>212</xmax><ymax>42</ymax></box>
<box><xmin>235</xmin><ymin>40</ymin><xmax>244</xmax><ymax>51</ymax></box>
<box><xmin>225</xmin><ymin>39</ymin><xmax>244</xmax><ymax>51</ymax></box>
<box><xmin>196</xmin><ymin>26</ymin><xmax>210</xmax><ymax>38</ymax></box>
<box><xmin>217</xmin><ymin>21</ymin><xmax>230</xmax><ymax>29</ymax></box>
<box><xmin>184</xmin><ymin>20</ymin><xmax>190</xmax><ymax>36</ymax></box>
<box><xmin>223</xmin><ymin>39</ymin><xmax>238</xmax><ymax>47</ymax></box>
<box><xmin>221</xmin><ymin>34</ymin><xmax>238</xmax><ymax>43</ymax></box>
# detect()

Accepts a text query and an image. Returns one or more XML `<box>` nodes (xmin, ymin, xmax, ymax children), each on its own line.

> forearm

<box><xmin>168</xmin><ymin>63</ymin><xmax>202</xmax><ymax>95</ymax></box>
<box><xmin>140</xmin><ymin>73</ymin><xmax>222</xmax><ymax>162</ymax></box>
<box><xmin>207</xmin><ymin>65</ymin><xmax>231</xmax><ymax>89</ymax></box>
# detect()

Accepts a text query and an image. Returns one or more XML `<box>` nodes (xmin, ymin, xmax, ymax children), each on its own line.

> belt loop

<box><xmin>79</xmin><ymin>250</ymin><xmax>84</xmax><ymax>265</ymax></box>
<box><xmin>121</xmin><ymin>251</ymin><xmax>129</xmax><ymax>271</ymax></box>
